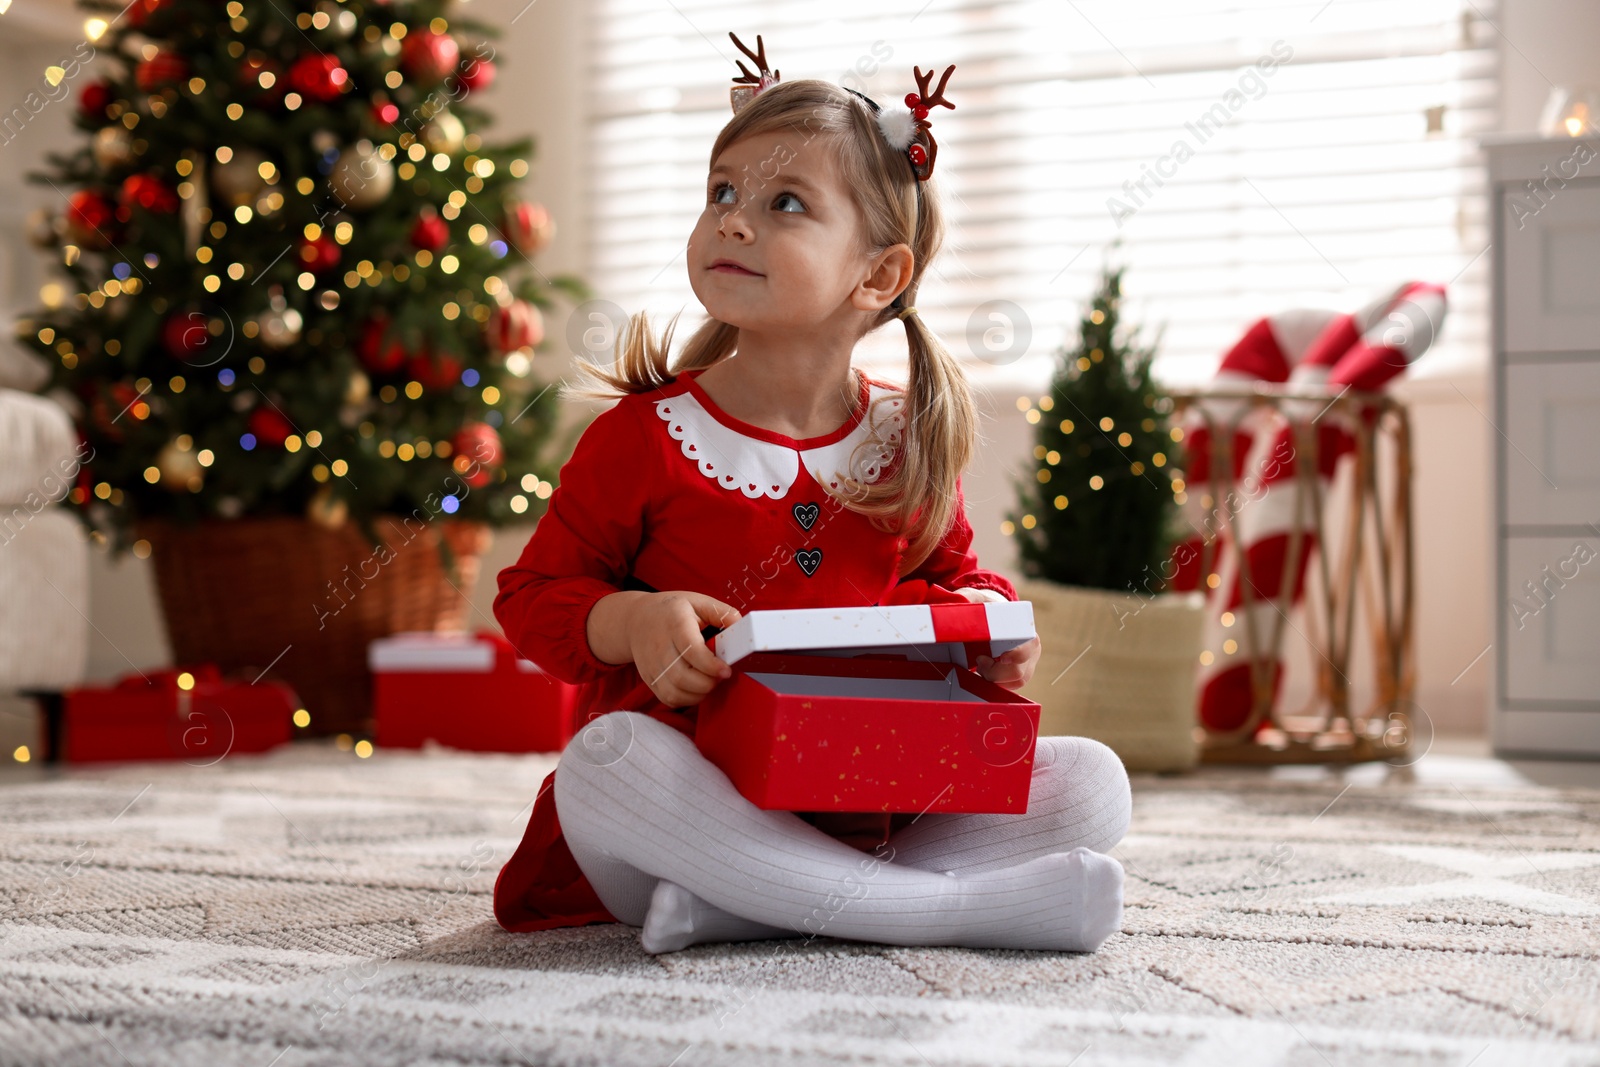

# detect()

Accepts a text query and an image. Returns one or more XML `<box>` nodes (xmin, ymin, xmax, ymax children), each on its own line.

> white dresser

<box><xmin>1485</xmin><ymin>135</ymin><xmax>1600</xmax><ymax>757</ymax></box>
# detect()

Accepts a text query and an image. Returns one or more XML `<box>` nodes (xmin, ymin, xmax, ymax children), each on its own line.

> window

<box><xmin>589</xmin><ymin>0</ymin><xmax>1496</xmax><ymax>383</ymax></box>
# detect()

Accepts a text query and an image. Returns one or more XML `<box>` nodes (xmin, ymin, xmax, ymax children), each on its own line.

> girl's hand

<box><xmin>951</xmin><ymin>587</ymin><xmax>1041</xmax><ymax>690</ymax></box>
<box><xmin>975</xmin><ymin>636</ymin><xmax>1041</xmax><ymax>690</ymax></box>
<box><xmin>628</xmin><ymin>591</ymin><xmax>742</xmax><ymax>708</ymax></box>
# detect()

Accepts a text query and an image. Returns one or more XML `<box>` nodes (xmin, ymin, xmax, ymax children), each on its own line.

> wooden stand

<box><xmin>1169</xmin><ymin>386</ymin><xmax>1416</xmax><ymax>766</ymax></box>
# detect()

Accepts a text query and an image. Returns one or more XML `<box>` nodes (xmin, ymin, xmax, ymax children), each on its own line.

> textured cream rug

<box><xmin>1</xmin><ymin>745</ymin><xmax>1597</xmax><ymax>1066</ymax></box>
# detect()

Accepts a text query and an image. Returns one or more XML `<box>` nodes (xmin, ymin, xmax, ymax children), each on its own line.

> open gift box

<box><xmin>696</xmin><ymin>601</ymin><xmax>1041</xmax><ymax>815</ymax></box>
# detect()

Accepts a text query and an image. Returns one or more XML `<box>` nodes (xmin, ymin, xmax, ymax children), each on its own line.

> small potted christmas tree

<box><xmin>1007</xmin><ymin>265</ymin><xmax>1204</xmax><ymax>771</ymax></box>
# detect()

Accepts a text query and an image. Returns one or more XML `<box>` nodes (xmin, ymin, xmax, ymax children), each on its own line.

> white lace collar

<box><xmin>653</xmin><ymin>376</ymin><xmax>905</xmax><ymax>499</ymax></box>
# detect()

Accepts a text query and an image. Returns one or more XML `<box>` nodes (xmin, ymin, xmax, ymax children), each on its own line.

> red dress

<box><xmin>491</xmin><ymin>367</ymin><xmax>1018</xmax><ymax>932</ymax></box>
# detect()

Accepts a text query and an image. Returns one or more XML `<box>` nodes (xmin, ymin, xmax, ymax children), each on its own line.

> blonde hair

<box><xmin>565</xmin><ymin>78</ymin><xmax>977</xmax><ymax>575</ymax></box>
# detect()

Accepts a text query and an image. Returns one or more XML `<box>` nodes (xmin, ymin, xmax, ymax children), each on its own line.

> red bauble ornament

<box><xmin>239</xmin><ymin>55</ymin><xmax>285</xmax><ymax>103</ymax></box>
<box><xmin>487</xmin><ymin>300</ymin><xmax>544</xmax><ymax>355</ymax></box>
<box><xmin>286</xmin><ymin>54</ymin><xmax>349</xmax><ymax>102</ymax></box>
<box><xmin>451</xmin><ymin>422</ymin><xmax>502</xmax><ymax>488</ymax></box>
<box><xmin>502</xmin><ymin>200</ymin><xmax>555</xmax><ymax>255</ymax></box>
<box><xmin>912</xmin><ymin>105</ymin><xmax>930</xmax><ymax>121</ymax></box>
<box><xmin>66</xmin><ymin>190</ymin><xmax>117</xmax><ymax>248</ymax></box>
<box><xmin>297</xmin><ymin>233</ymin><xmax>341</xmax><ymax>273</ymax></box>
<box><xmin>78</xmin><ymin>80</ymin><xmax>114</xmax><ymax>121</ymax></box>
<box><xmin>125</xmin><ymin>0</ymin><xmax>167</xmax><ymax>29</ymax></box>
<box><xmin>162</xmin><ymin>310</ymin><xmax>217</xmax><ymax>362</ymax></box>
<box><xmin>90</xmin><ymin>382</ymin><xmax>141</xmax><ymax>439</ymax></box>
<box><xmin>136</xmin><ymin>52</ymin><xmax>189</xmax><ymax>92</ymax></box>
<box><xmin>457</xmin><ymin>55</ymin><xmax>496</xmax><ymax>93</ymax></box>
<box><xmin>904</xmin><ymin>92</ymin><xmax>922</xmax><ymax>108</ymax></box>
<box><xmin>248</xmin><ymin>406</ymin><xmax>295</xmax><ymax>448</ymax></box>
<box><xmin>109</xmin><ymin>382</ymin><xmax>140</xmax><ymax>414</ymax></box>
<box><xmin>409</xmin><ymin>211</ymin><xmax>449</xmax><ymax>252</ymax></box>
<box><xmin>358</xmin><ymin>318</ymin><xmax>406</xmax><ymax>374</ymax></box>
<box><xmin>407</xmin><ymin>350</ymin><xmax>462</xmax><ymax>390</ymax></box>
<box><xmin>401</xmin><ymin>31</ymin><xmax>460</xmax><ymax>84</ymax></box>
<box><xmin>120</xmin><ymin>173</ymin><xmax>179</xmax><ymax>214</ymax></box>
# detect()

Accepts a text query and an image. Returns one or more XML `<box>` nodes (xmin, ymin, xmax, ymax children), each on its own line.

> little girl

<box><xmin>492</xmin><ymin>36</ymin><xmax>1131</xmax><ymax>955</ymax></box>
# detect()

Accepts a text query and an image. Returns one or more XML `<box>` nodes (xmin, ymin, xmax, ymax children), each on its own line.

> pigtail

<box><xmin>896</xmin><ymin>310</ymin><xmax>977</xmax><ymax>572</ymax></box>
<box><xmin>839</xmin><ymin>303</ymin><xmax>976</xmax><ymax>575</ymax></box>
<box><xmin>562</xmin><ymin>312</ymin><xmax>738</xmax><ymax>402</ymax></box>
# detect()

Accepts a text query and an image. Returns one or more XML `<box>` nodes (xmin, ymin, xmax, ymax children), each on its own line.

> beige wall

<box><xmin>4</xmin><ymin>0</ymin><xmax>1598</xmax><ymax>739</ymax></box>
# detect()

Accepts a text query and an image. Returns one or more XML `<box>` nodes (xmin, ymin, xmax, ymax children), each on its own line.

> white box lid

<box><xmin>369</xmin><ymin>631</ymin><xmax>548</xmax><ymax>673</ymax></box>
<box><xmin>711</xmin><ymin>601</ymin><xmax>1035</xmax><ymax>669</ymax></box>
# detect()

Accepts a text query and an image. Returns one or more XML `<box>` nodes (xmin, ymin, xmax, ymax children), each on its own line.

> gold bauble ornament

<box><xmin>257</xmin><ymin>287</ymin><xmax>303</xmax><ymax>349</ymax></box>
<box><xmin>212</xmin><ymin>146</ymin><xmax>268</xmax><ymax>207</ymax></box>
<box><xmin>93</xmin><ymin>125</ymin><xmax>135</xmax><ymax>169</ymax></box>
<box><xmin>420</xmin><ymin>111</ymin><xmax>465</xmax><ymax>155</ymax></box>
<box><xmin>307</xmin><ymin>486</ymin><xmax>348</xmax><ymax>528</ymax></box>
<box><xmin>156</xmin><ymin>439</ymin><xmax>203</xmax><ymax>492</ymax></box>
<box><xmin>344</xmin><ymin>369</ymin><xmax>370</xmax><ymax>405</ymax></box>
<box><xmin>330</xmin><ymin>140</ymin><xmax>395</xmax><ymax>210</ymax></box>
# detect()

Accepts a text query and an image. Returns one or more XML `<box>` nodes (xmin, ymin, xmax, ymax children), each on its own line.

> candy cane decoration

<box><xmin>1168</xmin><ymin>308</ymin><xmax>1342</xmax><ymax>594</ymax></box>
<box><xmin>1180</xmin><ymin>282</ymin><xmax>1446</xmax><ymax>735</ymax></box>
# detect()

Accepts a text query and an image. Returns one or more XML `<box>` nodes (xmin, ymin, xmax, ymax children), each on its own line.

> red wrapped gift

<box><xmin>697</xmin><ymin>601</ymin><xmax>1041</xmax><ymax>815</ymax></box>
<box><xmin>55</xmin><ymin>665</ymin><xmax>297</xmax><ymax>764</ymax></box>
<box><xmin>370</xmin><ymin>630</ymin><xmax>578</xmax><ymax>753</ymax></box>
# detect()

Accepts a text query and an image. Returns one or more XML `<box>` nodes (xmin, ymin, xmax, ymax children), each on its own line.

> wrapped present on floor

<box><xmin>370</xmin><ymin>630</ymin><xmax>578</xmax><ymax>753</ymax></box>
<box><xmin>51</xmin><ymin>665</ymin><xmax>297</xmax><ymax>763</ymax></box>
<box><xmin>697</xmin><ymin>601</ymin><xmax>1041</xmax><ymax>815</ymax></box>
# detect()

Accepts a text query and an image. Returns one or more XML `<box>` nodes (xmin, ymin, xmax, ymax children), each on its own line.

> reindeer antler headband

<box><xmin>728</xmin><ymin>32</ymin><xmax>955</xmax><ymax>182</ymax></box>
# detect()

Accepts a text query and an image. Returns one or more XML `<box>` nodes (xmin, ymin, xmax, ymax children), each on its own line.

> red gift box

<box><xmin>696</xmin><ymin>601</ymin><xmax>1041</xmax><ymax>814</ymax></box>
<box><xmin>55</xmin><ymin>666</ymin><xmax>297</xmax><ymax>764</ymax></box>
<box><xmin>370</xmin><ymin>630</ymin><xmax>578</xmax><ymax>752</ymax></box>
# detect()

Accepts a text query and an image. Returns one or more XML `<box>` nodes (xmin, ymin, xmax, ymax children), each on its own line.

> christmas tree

<box><xmin>20</xmin><ymin>0</ymin><xmax>584</xmax><ymax>550</ymax></box>
<box><xmin>1007</xmin><ymin>265</ymin><xmax>1182</xmax><ymax>591</ymax></box>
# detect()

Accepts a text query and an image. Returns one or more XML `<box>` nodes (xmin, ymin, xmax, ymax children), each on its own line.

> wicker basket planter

<box><xmin>140</xmin><ymin>515</ymin><xmax>491</xmax><ymax>735</ymax></box>
<box><xmin>1016</xmin><ymin>579</ymin><xmax>1205</xmax><ymax>772</ymax></box>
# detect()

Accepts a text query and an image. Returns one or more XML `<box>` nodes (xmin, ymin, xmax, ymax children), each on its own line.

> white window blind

<box><xmin>587</xmin><ymin>0</ymin><xmax>1496</xmax><ymax>384</ymax></box>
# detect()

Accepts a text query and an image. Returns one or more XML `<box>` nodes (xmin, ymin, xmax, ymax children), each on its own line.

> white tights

<box><xmin>553</xmin><ymin>711</ymin><xmax>1132</xmax><ymax>954</ymax></box>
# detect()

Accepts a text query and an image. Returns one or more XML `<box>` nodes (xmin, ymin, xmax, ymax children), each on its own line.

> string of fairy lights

<box><xmin>1001</xmin><ymin>300</ymin><xmax>1188</xmax><ymax>543</ymax></box>
<box><xmin>1001</xmin><ymin>393</ymin><xmax>1188</xmax><ymax>539</ymax></box>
